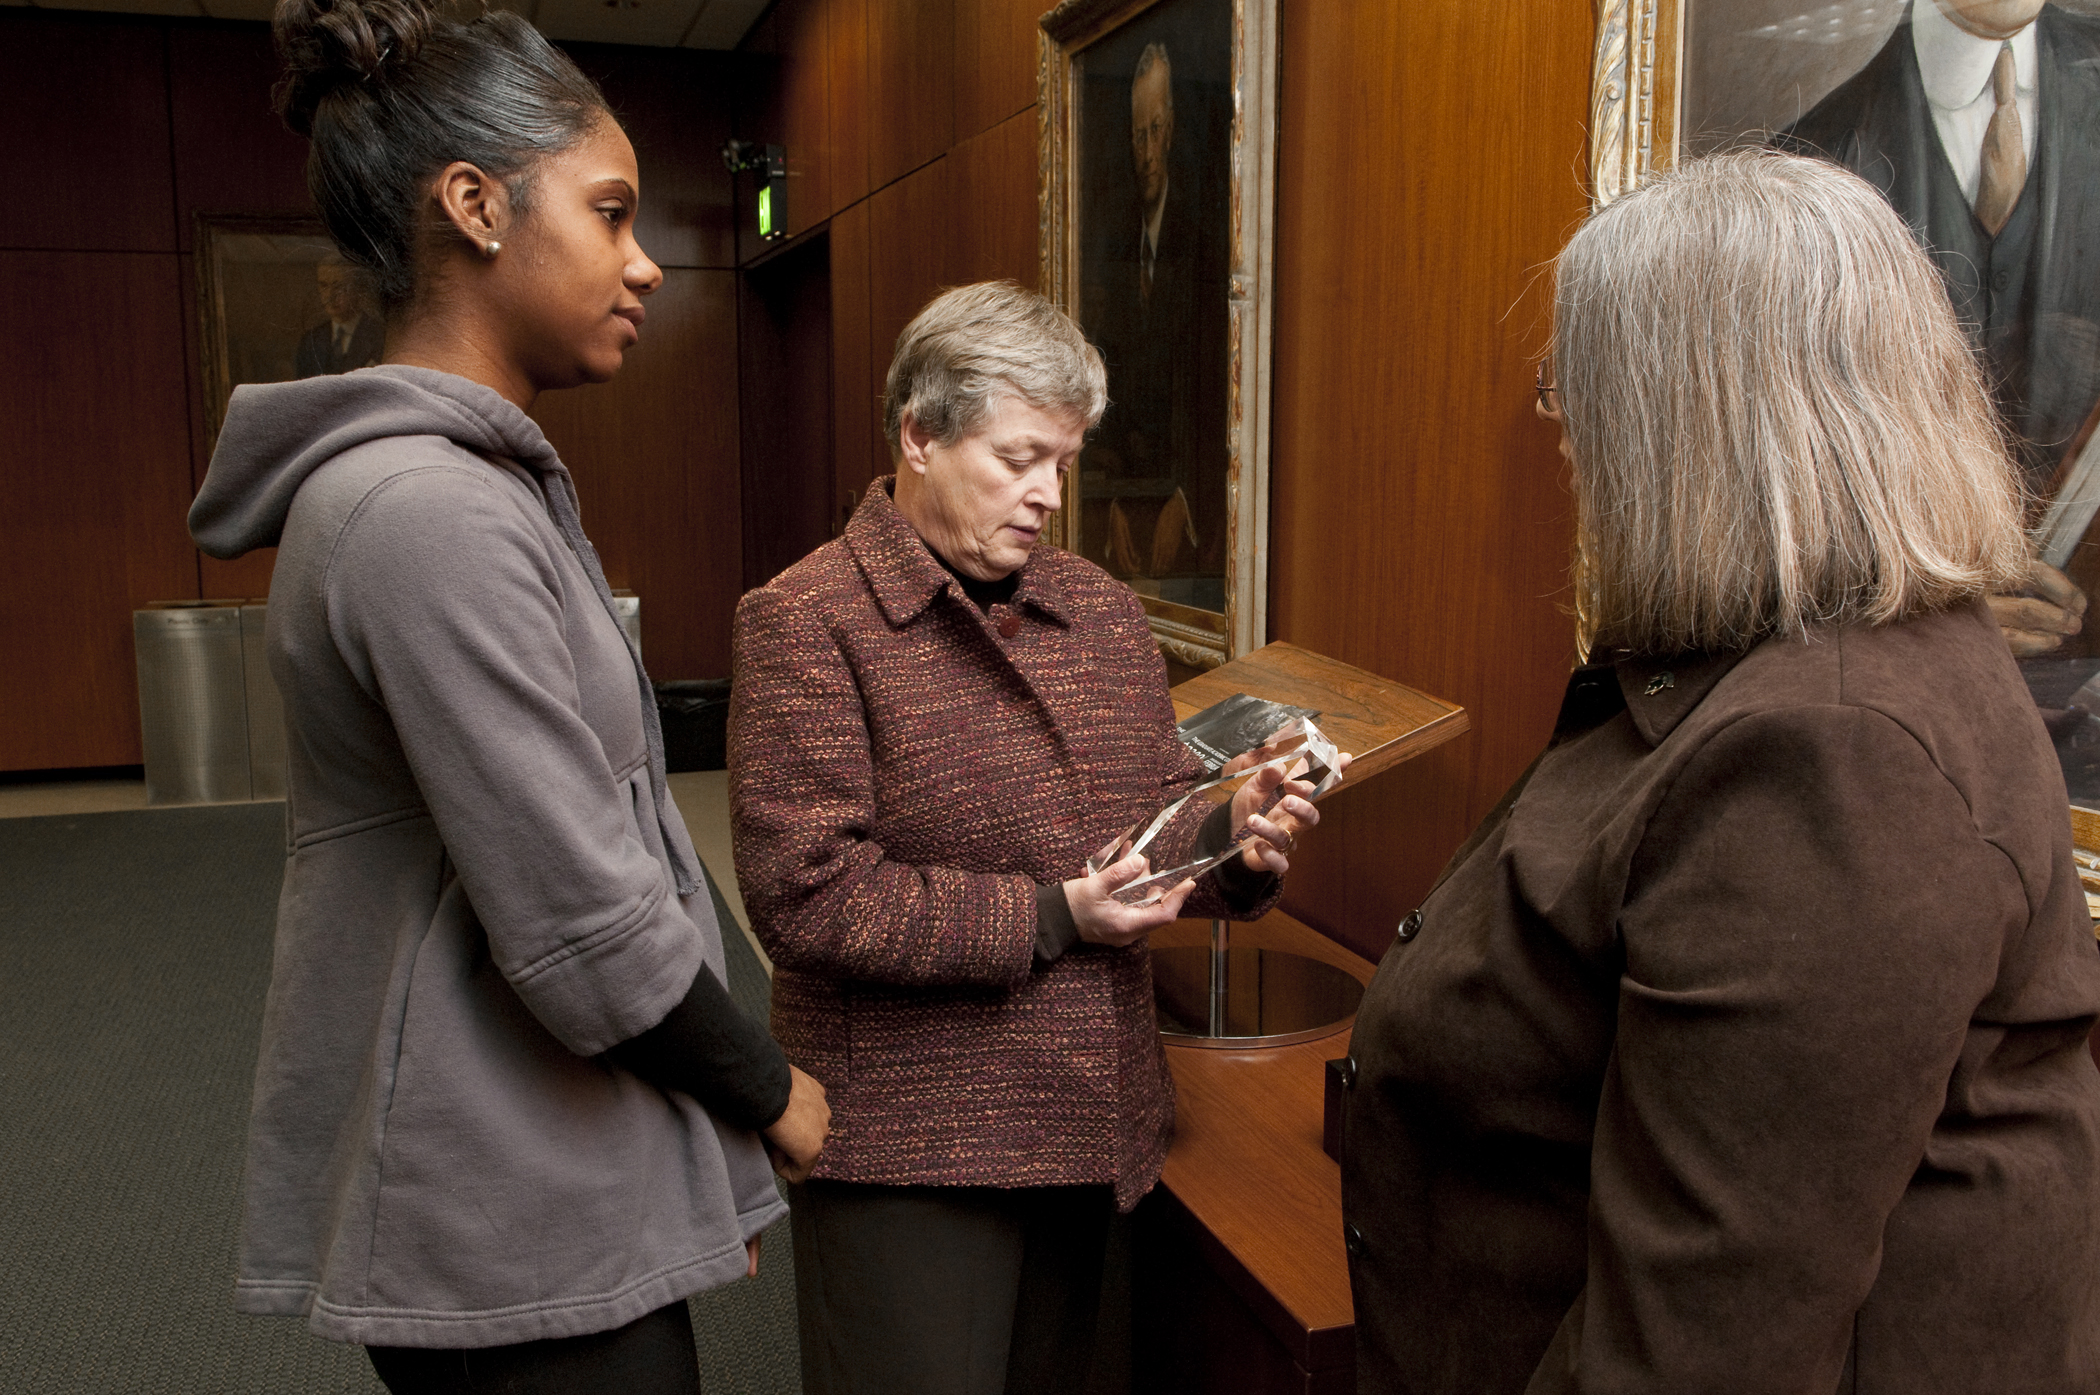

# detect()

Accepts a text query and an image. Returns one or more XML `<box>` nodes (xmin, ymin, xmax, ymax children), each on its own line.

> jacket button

<box><xmin>1340</xmin><ymin>1054</ymin><xmax>1358</xmax><ymax>1090</ymax></box>
<box><xmin>1344</xmin><ymin>1221</ymin><xmax>1364</xmax><ymax>1257</ymax></box>
<box><xmin>996</xmin><ymin>613</ymin><xmax>1020</xmax><ymax>639</ymax></box>
<box><xmin>1992</xmin><ymin>268</ymin><xmax>2011</xmax><ymax>292</ymax></box>
<box><xmin>1396</xmin><ymin>908</ymin><xmax>1423</xmax><ymax>943</ymax></box>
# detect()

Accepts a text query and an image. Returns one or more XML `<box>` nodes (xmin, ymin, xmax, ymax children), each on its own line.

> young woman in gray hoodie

<box><xmin>187</xmin><ymin>1</ymin><xmax>828</xmax><ymax>1389</ymax></box>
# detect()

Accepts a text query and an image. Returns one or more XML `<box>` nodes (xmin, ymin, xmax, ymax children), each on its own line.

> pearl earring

<box><xmin>483</xmin><ymin>240</ymin><xmax>501</xmax><ymax>259</ymax></box>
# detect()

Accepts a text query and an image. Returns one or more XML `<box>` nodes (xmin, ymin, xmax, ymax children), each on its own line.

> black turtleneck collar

<box><xmin>929</xmin><ymin>545</ymin><xmax>1020</xmax><ymax>614</ymax></box>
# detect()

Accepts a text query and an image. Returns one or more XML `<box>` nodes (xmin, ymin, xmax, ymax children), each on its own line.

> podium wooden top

<box><xmin>1169</xmin><ymin>641</ymin><xmax>1470</xmax><ymax>788</ymax></box>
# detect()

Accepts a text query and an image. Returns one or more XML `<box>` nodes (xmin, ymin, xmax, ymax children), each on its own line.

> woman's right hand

<box><xmin>1064</xmin><ymin>849</ymin><xmax>1195</xmax><ymax>948</ymax></box>
<box><xmin>1990</xmin><ymin>560</ymin><xmax>2087</xmax><ymax>657</ymax></box>
<box><xmin>763</xmin><ymin>1064</ymin><xmax>830</xmax><ymax>1183</ymax></box>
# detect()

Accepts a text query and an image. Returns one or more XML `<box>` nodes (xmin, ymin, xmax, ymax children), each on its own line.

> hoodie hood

<box><xmin>190</xmin><ymin>365</ymin><xmax>562</xmax><ymax>559</ymax></box>
<box><xmin>191</xmin><ymin>363</ymin><xmax>706</xmax><ymax>898</ymax></box>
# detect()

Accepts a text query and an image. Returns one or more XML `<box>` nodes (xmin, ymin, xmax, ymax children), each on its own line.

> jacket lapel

<box><xmin>843</xmin><ymin>481</ymin><xmax>1101</xmax><ymax>790</ymax></box>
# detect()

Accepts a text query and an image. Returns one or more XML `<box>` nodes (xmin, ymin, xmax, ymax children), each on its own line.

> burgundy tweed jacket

<box><xmin>729</xmin><ymin>481</ymin><xmax>1275</xmax><ymax>1209</ymax></box>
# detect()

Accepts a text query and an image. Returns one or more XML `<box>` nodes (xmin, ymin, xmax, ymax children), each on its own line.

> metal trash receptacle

<box><xmin>610</xmin><ymin>591</ymin><xmax>641</xmax><ymax>656</ymax></box>
<box><xmin>134</xmin><ymin>601</ymin><xmax>252</xmax><ymax>805</ymax></box>
<box><xmin>240</xmin><ymin>603</ymin><xmax>287</xmax><ymax>800</ymax></box>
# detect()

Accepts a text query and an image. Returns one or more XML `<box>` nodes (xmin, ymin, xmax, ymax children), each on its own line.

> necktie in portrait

<box><xmin>1976</xmin><ymin>40</ymin><xmax>2026</xmax><ymax>235</ymax></box>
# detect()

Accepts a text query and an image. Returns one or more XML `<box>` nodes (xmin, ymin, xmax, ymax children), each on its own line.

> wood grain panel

<box><xmin>952</xmin><ymin>0</ymin><xmax>1041</xmax><ymax>143</ymax></box>
<box><xmin>531</xmin><ymin>268</ymin><xmax>742</xmax><ymax>679</ymax></box>
<box><xmin>738</xmin><ymin>236</ymin><xmax>836</xmax><ymax>590</ymax></box>
<box><xmin>866</xmin><ymin>0</ymin><xmax>955</xmax><ymax>190</ymax></box>
<box><xmin>566</xmin><ymin>44</ymin><xmax>740</xmax><ymax>270</ymax></box>
<box><xmin>0</xmin><ymin>251</ymin><xmax>200</xmax><ymax>770</ymax></box>
<box><xmin>867</xmin><ymin>154</ymin><xmax>956</xmax><ymax>392</ymax></box>
<box><xmin>1265</xmin><ymin>0</ymin><xmax>1593</xmax><ymax>964</ymax></box>
<box><xmin>948</xmin><ymin>107</ymin><xmax>1041</xmax><ymax>289</ymax></box>
<box><xmin>824</xmin><ymin>0</ymin><xmax>872</xmax><ymax>213</ymax></box>
<box><xmin>829</xmin><ymin>198</ymin><xmax>883</xmax><ymax>518</ymax></box>
<box><xmin>169</xmin><ymin>24</ymin><xmax>311</xmax><ymax>254</ymax></box>
<box><xmin>0</xmin><ymin>13</ymin><xmax>175</xmax><ymax>253</ymax></box>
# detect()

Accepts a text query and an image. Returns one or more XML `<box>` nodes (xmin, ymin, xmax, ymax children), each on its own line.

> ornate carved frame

<box><xmin>1037</xmin><ymin>0</ymin><xmax>1280</xmax><ymax>670</ymax></box>
<box><xmin>1587</xmin><ymin>0</ymin><xmax>1683</xmax><ymax>204</ymax></box>
<box><xmin>195</xmin><ymin>212</ymin><xmax>334</xmax><ymax>451</ymax></box>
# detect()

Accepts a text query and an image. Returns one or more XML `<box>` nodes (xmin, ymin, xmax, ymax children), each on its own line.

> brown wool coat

<box><xmin>729</xmin><ymin>482</ymin><xmax>1274</xmax><ymax>1210</ymax></box>
<box><xmin>1343</xmin><ymin>600</ymin><xmax>2100</xmax><ymax>1394</ymax></box>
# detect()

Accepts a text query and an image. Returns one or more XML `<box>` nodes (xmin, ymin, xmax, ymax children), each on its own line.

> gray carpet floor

<box><xmin>0</xmin><ymin>801</ymin><xmax>799</xmax><ymax>1394</ymax></box>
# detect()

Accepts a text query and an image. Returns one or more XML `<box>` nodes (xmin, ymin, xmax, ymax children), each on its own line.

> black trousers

<box><xmin>367</xmin><ymin>1300</ymin><xmax>699</xmax><ymax>1395</ymax></box>
<box><xmin>789</xmin><ymin>1179</ymin><xmax>1115</xmax><ymax>1395</ymax></box>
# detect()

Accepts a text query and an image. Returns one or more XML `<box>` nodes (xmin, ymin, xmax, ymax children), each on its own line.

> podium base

<box><xmin>1153</xmin><ymin>924</ymin><xmax>1362</xmax><ymax>1049</ymax></box>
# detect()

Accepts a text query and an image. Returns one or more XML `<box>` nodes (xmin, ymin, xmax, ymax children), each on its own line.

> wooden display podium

<box><xmin>1132</xmin><ymin>643</ymin><xmax>1468</xmax><ymax>1394</ymax></box>
<box><xmin>1166</xmin><ymin>641</ymin><xmax>1469</xmax><ymax>786</ymax></box>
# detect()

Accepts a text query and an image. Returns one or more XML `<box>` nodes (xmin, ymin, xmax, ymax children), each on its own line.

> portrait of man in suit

<box><xmin>1781</xmin><ymin>2</ymin><xmax>2100</xmax><ymax>481</ymax></box>
<box><xmin>294</xmin><ymin>259</ymin><xmax>383</xmax><ymax>379</ymax></box>
<box><xmin>1678</xmin><ymin>0</ymin><xmax>2100</xmax><ymax>789</ymax></box>
<box><xmin>1074</xmin><ymin>3</ymin><xmax>1231</xmax><ymax>615</ymax></box>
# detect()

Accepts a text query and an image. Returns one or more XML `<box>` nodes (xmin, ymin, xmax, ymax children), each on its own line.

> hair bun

<box><xmin>273</xmin><ymin>0</ymin><xmax>449</xmax><ymax>136</ymax></box>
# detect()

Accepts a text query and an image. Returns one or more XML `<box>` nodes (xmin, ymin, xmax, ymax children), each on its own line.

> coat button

<box><xmin>1340</xmin><ymin>1054</ymin><xmax>1358</xmax><ymax>1090</ymax></box>
<box><xmin>1344</xmin><ymin>1221</ymin><xmax>1364</xmax><ymax>1257</ymax></box>
<box><xmin>996</xmin><ymin>613</ymin><xmax>1020</xmax><ymax>639</ymax></box>
<box><xmin>1992</xmin><ymin>268</ymin><xmax>2011</xmax><ymax>292</ymax></box>
<box><xmin>1396</xmin><ymin>908</ymin><xmax>1423</xmax><ymax>943</ymax></box>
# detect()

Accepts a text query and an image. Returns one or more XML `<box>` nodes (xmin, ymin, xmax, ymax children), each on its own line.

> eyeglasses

<box><xmin>1535</xmin><ymin>358</ymin><xmax>1562</xmax><ymax>418</ymax></box>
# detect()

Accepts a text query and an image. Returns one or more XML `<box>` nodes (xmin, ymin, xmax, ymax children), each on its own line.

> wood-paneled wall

<box><xmin>8</xmin><ymin>0</ymin><xmax>1599</xmax><ymax>965</ymax></box>
<box><xmin>0</xmin><ymin>12</ymin><xmax>746</xmax><ymax>771</ymax></box>
<box><xmin>735</xmin><ymin>0</ymin><xmax>1044</xmax><ymax>554</ymax></box>
<box><xmin>732</xmin><ymin>0</ymin><xmax>1597</xmax><ymax>961</ymax></box>
<box><xmin>542</xmin><ymin>43</ymin><xmax>746</xmax><ymax>684</ymax></box>
<box><xmin>1266</xmin><ymin>1</ymin><xmax>1594</xmax><ymax>961</ymax></box>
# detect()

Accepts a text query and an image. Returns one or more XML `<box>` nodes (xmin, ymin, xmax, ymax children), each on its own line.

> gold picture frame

<box><xmin>195</xmin><ymin>214</ymin><xmax>377</xmax><ymax>451</ymax></box>
<box><xmin>1587</xmin><ymin>0</ymin><xmax>1681</xmax><ymax>205</ymax></box>
<box><xmin>1038</xmin><ymin>0</ymin><xmax>1278</xmax><ymax>670</ymax></box>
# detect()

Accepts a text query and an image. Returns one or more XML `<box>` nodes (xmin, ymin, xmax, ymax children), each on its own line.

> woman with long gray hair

<box><xmin>1340</xmin><ymin>150</ymin><xmax>2100</xmax><ymax>1393</ymax></box>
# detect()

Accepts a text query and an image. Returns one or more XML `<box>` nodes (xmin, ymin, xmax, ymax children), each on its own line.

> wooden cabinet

<box><xmin>1135</xmin><ymin>912</ymin><xmax>1370</xmax><ymax>1395</ymax></box>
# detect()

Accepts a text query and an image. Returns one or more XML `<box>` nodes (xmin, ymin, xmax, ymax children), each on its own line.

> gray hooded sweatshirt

<box><xmin>191</xmin><ymin>365</ymin><xmax>784</xmax><ymax>1347</ymax></box>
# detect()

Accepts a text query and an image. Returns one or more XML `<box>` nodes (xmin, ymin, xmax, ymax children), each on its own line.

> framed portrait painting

<box><xmin>1039</xmin><ymin>0</ymin><xmax>1279</xmax><ymax>670</ymax></box>
<box><xmin>195</xmin><ymin>214</ymin><xmax>383</xmax><ymax>449</ymax></box>
<box><xmin>1592</xmin><ymin>0</ymin><xmax>2100</xmax><ymax>807</ymax></box>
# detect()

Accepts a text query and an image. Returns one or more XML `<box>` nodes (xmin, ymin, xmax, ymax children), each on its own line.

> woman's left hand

<box><xmin>1227</xmin><ymin>751</ymin><xmax>1351</xmax><ymax>875</ymax></box>
<box><xmin>746</xmin><ymin>1234</ymin><xmax>762</xmax><ymax>1278</ymax></box>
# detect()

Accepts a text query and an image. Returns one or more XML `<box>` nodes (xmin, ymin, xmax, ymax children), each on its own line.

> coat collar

<box><xmin>844</xmin><ymin>477</ymin><xmax>1073</xmax><ymax>628</ymax></box>
<box><xmin>1611</xmin><ymin>647</ymin><xmax>1752</xmax><ymax>746</ymax></box>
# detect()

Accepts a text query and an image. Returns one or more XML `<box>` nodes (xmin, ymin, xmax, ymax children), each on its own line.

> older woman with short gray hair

<box><xmin>728</xmin><ymin>280</ymin><xmax>1336</xmax><ymax>1394</ymax></box>
<box><xmin>1342</xmin><ymin>151</ymin><xmax>2100</xmax><ymax>1393</ymax></box>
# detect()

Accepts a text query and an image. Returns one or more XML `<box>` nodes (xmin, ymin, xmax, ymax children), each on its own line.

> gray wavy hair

<box><xmin>1553</xmin><ymin>149</ymin><xmax>2030</xmax><ymax>655</ymax></box>
<box><xmin>883</xmin><ymin>281</ymin><xmax>1108</xmax><ymax>452</ymax></box>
